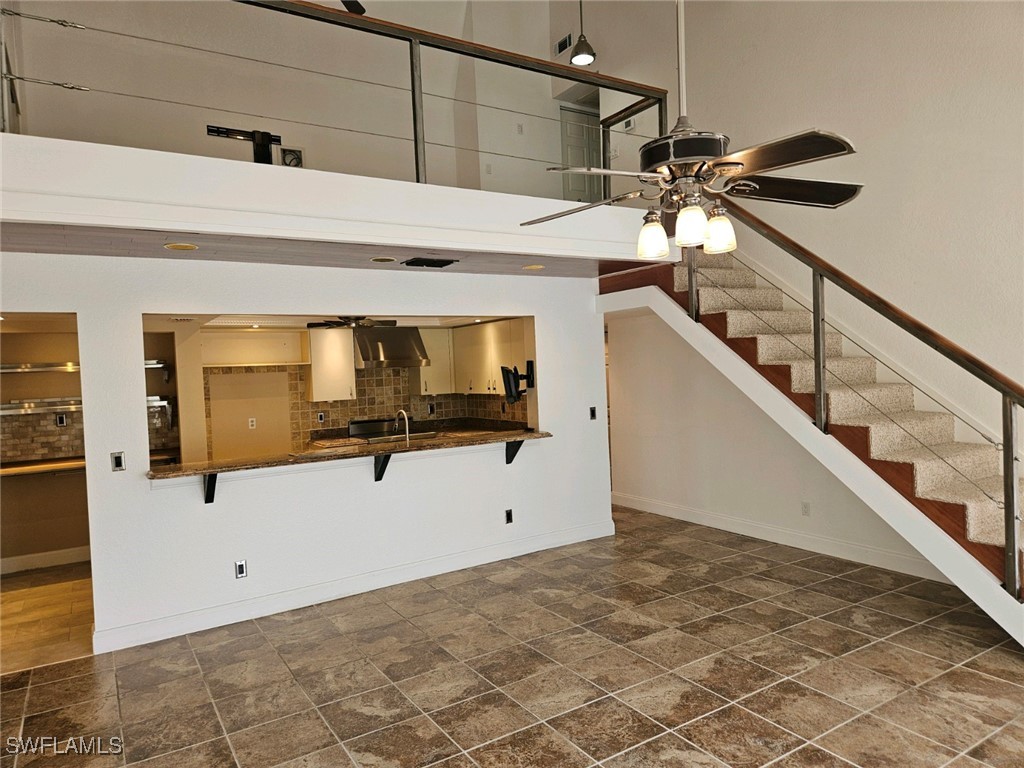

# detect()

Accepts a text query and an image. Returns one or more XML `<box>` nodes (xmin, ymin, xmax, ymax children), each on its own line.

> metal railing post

<box><xmin>686</xmin><ymin>246</ymin><xmax>699</xmax><ymax>321</ymax></box>
<box><xmin>408</xmin><ymin>40</ymin><xmax>426</xmax><ymax>183</ymax></box>
<box><xmin>601</xmin><ymin>125</ymin><xmax>611</xmax><ymax>200</ymax></box>
<box><xmin>812</xmin><ymin>270</ymin><xmax>828</xmax><ymax>432</ymax></box>
<box><xmin>657</xmin><ymin>94</ymin><xmax>668</xmax><ymax>136</ymax></box>
<box><xmin>1003</xmin><ymin>396</ymin><xmax>1021</xmax><ymax>597</ymax></box>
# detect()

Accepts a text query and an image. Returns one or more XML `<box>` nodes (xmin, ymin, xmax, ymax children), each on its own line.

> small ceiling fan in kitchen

<box><xmin>306</xmin><ymin>316</ymin><xmax>396</xmax><ymax>329</ymax></box>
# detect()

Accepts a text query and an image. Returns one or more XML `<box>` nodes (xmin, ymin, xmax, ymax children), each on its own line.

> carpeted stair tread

<box><xmin>698</xmin><ymin>286</ymin><xmax>785</xmax><ymax>313</ymax></box>
<box><xmin>833</xmin><ymin>409</ymin><xmax>955</xmax><ymax>455</ymax></box>
<box><xmin>923</xmin><ymin>474</ymin><xmax>1023</xmax><ymax>549</ymax></box>
<box><xmin>879</xmin><ymin>441</ymin><xmax>1003</xmax><ymax>496</ymax></box>
<box><xmin>755</xmin><ymin>332</ymin><xmax>844</xmax><ymax>363</ymax></box>
<box><xmin>781</xmin><ymin>356</ymin><xmax>877</xmax><ymax>392</ymax></box>
<box><xmin>827</xmin><ymin>382</ymin><xmax>916</xmax><ymax>419</ymax></box>
<box><xmin>723</xmin><ymin>310</ymin><xmax>815</xmax><ymax>337</ymax></box>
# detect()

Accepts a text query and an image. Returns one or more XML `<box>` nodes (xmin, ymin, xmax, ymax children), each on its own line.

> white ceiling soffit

<box><xmin>0</xmin><ymin>222</ymin><xmax>616</xmax><ymax>279</ymax></box>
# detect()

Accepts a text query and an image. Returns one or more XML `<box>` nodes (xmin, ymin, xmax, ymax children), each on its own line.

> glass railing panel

<box><xmin>2</xmin><ymin>2</ymin><xmax>414</xmax><ymax>178</ymax></box>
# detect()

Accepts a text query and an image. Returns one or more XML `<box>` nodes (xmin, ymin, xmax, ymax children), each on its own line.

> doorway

<box><xmin>0</xmin><ymin>312</ymin><xmax>94</xmax><ymax>671</ymax></box>
<box><xmin>560</xmin><ymin>106</ymin><xmax>602</xmax><ymax>203</ymax></box>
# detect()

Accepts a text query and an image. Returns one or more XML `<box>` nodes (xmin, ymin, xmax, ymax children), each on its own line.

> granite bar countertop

<box><xmin>2</xmin><ymin>451</ymin><xmax>179</xmax><ymax>477</ymax></box>
<box><xmin>147</xmin><ymin>427</ymin><xmax>550</xmax><ymax>480</ymax></box>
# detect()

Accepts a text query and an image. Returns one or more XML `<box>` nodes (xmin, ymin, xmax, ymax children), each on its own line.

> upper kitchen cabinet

<box><xmin>453</xmin><ymin>320</ymin><xmax>526</xmax><ymax>396</ymax></box>
<box><xmin>306</xmin><ymin>327</ymin><xmax>356</xmax><ymax>402</ymax></box>
<box><xmin>409</xmin><ymin>328</ymin><xmax>454</xmax><ymax>395</ymax></box>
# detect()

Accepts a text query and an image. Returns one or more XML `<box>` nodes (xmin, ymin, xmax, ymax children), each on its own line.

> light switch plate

<box><xmin>110</xmin><ymin>452</ymin><xmax>126</xmax><ymax>471</ymax></box>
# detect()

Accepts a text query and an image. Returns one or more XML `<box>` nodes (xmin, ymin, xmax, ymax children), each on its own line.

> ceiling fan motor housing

<box><xmin>640</xmin><ymin>131</ymin><xmax>730</xmax><ymax>180</ymax></box>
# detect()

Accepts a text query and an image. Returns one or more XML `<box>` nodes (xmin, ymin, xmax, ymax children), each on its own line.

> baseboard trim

<box><xmin>93</xmin><ymin>520</ymin><xmax>614</xmax><ymax>653</ymax></box>
<box><xmin>612</xmin><ymin>492</ymin><xmax>947</xmax><ymax>582</ymax></box>
<box><xmin>1</xmin><ymin>546</ymin><xmax>90</xmax><ymax>574</ymax></box>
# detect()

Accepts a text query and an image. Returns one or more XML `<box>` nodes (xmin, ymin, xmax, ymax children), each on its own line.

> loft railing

<box><xmin>238</xmin><ymin>0</ymin><xmax>669</xmax><ymax>183</ymax></box>
<box><xmin>682</xmin><ymin>195</ymin><xmax>1023</xmax><ymax>599</ymax></box>
<box><xmin>0</xmin><ymin>0</ymin><xmax>667</xmax><ymax>194</ymax></box>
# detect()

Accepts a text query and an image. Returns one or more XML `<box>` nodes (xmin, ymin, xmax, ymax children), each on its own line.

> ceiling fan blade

<box><xmin>340</xmin><ymin>0</ymin><xmax>367</xmax><ymax>14</ymax></box>
<box><xmin>711</xmin><ymin>130</ymin><xmax>855</xmax><ymax>178</ymax></box>
<box><xmin>547</xmin><ymin>166</ymin><xmax>667</xmax><ymax>182</ymax></box>
<box><xmin>520</xmin><ymin>190</ymin><xmax>644</xmax><ymax>227</ymax></box>
<box><xmin>725</xmin><ymin>175</ymin><xmax>862</xmax><ymax>208</ymax></box>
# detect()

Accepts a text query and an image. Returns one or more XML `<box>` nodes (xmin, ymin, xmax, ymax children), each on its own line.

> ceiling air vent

<box><xmin>555</xmin><ymin>33</ymin><xmax>573</xmax><ymax>56</ymax></box>
<box><xmin>402</xmin><ymin>257</ymin><xmax>459</xmax><ymax>269</ymax></box>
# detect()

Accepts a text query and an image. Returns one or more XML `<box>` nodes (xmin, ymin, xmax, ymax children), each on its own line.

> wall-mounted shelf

<box><xmin>1</xmin><ymin>362</ymin><xmax>80</xmax><ymax>374</ymax></box>
<box><xmin>1</xmin><ymin>398</ymin><xmax>83</xmax><ymax>416</ymax></box>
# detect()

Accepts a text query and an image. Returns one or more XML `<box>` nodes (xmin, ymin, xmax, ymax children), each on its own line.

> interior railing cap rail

<box><xmin>709</xmin><ymin>192</ymin><xmax>1024</xmax><ymax>408</ymax></box>
<box><xmin>237</xmin><ymin>0</ymin><xmax>668</xmax><ymax>101</ymax></box>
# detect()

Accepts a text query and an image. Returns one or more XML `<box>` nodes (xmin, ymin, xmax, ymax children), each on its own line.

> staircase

<box><xmin>599</xmin><ymin>252</ymin><xmax>1023</xmax><ymax>599</ymax></box>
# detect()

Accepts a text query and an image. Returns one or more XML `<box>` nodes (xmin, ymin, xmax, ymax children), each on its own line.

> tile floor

<box><xmin>0</xmin><ymin>562</ymin><xmax>93</xmax><ymax>674</ymax></box>
<box><xmin>2</xmin><ymin>506</ymin><xmax>1022</xmax><ymax>767</ymax></box>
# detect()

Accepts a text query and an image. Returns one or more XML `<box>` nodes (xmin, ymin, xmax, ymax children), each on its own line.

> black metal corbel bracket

<box><xmin>204</xmin><ymin>473</ymin><xmax>218</xmax><ymax>504</ymax></box>
<box><xmin>505</xmin><ymin>440</ymin><xmax>524</xmax><ymax>465</ymax></box>
<box><xmin>374</xmin><ymin>454</ymin><xmax>392</xmax><ymax>482</ymax></box>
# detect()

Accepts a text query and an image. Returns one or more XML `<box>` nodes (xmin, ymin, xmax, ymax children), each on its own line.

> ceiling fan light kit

<box><xmin>637</xmin><ymin>208</ymin><xmax>670</xmax><ymax>260</ymax></box>
<box><xmin>674</xmin><ymin>192</ymin><xmax>709</xmax><ymax>247</ymax></box>
<box><xmin>703</xmin><ymin>203</ymin><xmax>738</xmax><ymax>255</ymax></box>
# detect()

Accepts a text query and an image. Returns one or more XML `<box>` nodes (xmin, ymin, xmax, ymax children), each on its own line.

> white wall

<box><xmin>0</xmin><ymin>251</ymin><xmax>613</xmax><ymax>651</ymax></box>
<box><xmin>608</xmin><ymin>312</ymin><xmax>945</xmax><ymax>581</ymax></box>
<box><xmin>685</xmin><ymin>1</ymin><xmax>1024</xmax><ymax>440</ymax></box>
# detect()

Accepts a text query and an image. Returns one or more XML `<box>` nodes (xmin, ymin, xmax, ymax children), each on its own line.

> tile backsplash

<box><xmin>204</xmin><ymin>365</ymin><xmax>528</xmax><ymax>458</ymax></box>
<box><xmin>1</xmin><ymin>412</ymin><xmax>85</xmax><ymax>463</ymax></box>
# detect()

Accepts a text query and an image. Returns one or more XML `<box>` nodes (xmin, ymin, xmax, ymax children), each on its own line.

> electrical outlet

<box><xmin>801</xmin><ymin>501</ymin><xmax>811</xmax><ymax>517</ymax></box>
<box><xmin>589</xmin><ymin>406</ymin><xmax>597</xmax><ymax>420</ymax></box>
<box><xmin>235</xmin><ymin>560</ymin><xmax>247</xmax><ymax>578</ymax></box>
<box><xmin>516</xmin><ymin>123</ymin><xmax>523</xmax><ymax>135</ymax></box>
<box><xmin>110</xmin><ymin>452</ymin><xmax>125</xmax><ymax>472</ymax></box>
<box><xmin>505</xmin><ymin>509</ymin><xmax>513</xmax><ymax>524</ymax></box>
<box><xmin>428</xmin><ymin>403</ymin><xmax>436</xmax><ymax>415</ymax></box>
<box><xmin>55</xmin><ymin>413</ymin><xmax>67</xmax><ymax>427</ymax></box>
<box><xmin>485</xmin><ymin>163</ymin><xmax>492</xmax><ymax>175</ymax></box>
<box><xmin>248</xmin><ymin>418</ymin><xmax>257</xmax><ymax>429</ymax></box>
<box><xmin>317</xmin><ymin>412</ymin><xmax>325</xmax><ymax>424</ymax></box>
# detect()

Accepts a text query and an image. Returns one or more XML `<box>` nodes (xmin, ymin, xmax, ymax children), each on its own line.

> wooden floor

<box><xmin>0</xmin><ymin>561</ymin><xmax>93</xmax><ymax>673</ymax></box>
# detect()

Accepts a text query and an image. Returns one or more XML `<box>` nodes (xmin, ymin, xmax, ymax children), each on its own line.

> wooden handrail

<box><xmin>714</xmin><ymin>195</ymin><xmax>1024</xmax><ymax>406</ymax></box>
<box><xmin>238</xmin><ymin>0</ymin><xmax>669</xmax><ymax>101</ymax></box>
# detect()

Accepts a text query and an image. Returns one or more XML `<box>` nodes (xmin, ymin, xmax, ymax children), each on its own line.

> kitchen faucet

<box><xmin>394</xmin><ymin>409</ymin><xmax>410</xmax><ymax>447</ymax></box>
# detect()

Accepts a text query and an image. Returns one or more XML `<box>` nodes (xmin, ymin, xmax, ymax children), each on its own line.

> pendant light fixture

<box><xmin>637</xmin><ymin>208</ymin><xmax>670</xmax><ymax>260</ymax></box>
<box><xmin>703</xmin><ymin>202</ymin><xmax>738</xmax><ymax>254</ymax></box>
<box><xmin>570</xmin><ymin>0</ymin><xmax>596</xmax><ymax>66</ymax></box>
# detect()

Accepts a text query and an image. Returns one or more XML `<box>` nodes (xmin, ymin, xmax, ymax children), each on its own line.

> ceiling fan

<box><xmin>522</xmin><ymin>115</ymin><xmax>861</xmax><ymax>236</ymax></box>
<box><xmin>306</xmin><ymin>316</ymin><xmax>397</xmax><ymax>329</ymax></box>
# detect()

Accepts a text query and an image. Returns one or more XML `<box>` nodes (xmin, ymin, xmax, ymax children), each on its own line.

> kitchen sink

<box><xmin>366</xmin><ymin>431</ymin><xmax>438</xmax><ymax>444</ymax></box>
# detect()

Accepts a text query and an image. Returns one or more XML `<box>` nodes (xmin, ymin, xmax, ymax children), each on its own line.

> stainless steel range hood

<box><xmin>353</xmin><ymin>326</ymin><xmax>430</xmax><ymax>369</ymax></box>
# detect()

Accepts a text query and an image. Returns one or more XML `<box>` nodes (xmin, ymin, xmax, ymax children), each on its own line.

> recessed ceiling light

<box><xmin>251</xmin><ymin>324</ymin><xmax>260</xmax><ymax>329</ymax></box>
<box><xmin>370</xmin><ymin>256</ymin><xmax>396</xmax><ymax>263</ymax></box>
<box><xmin>522</xmin><ymin>264</ymin><xmax>545</xmax><ymax>270</ymax></box>
<box><xmin>474</xmin><ymin>319</ymin><xmax>482</xmax><ymax>323</ymax></box>
<box><xmin>163</xmin><ymin>242</ymin><xmax>199</xmax><ymax>251</ymax></box>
